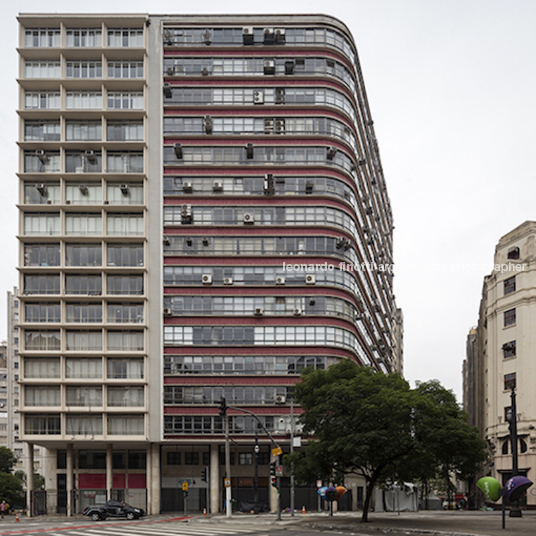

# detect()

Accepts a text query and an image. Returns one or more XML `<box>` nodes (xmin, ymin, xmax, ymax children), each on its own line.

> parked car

<box><xmin>83</xmin><ymin>500</ymin><xmax>145</xmax><ymax>521</ymax></box>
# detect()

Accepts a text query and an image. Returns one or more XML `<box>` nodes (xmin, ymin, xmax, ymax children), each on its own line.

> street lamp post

<box><xmin>290</xmin><ymin>394</ymin><xmax>295</xmax><ymax>517</ymax></box>
<box><xmin>509</xmin><ymin>388</ymin><xmax>522</xmax><ymax>518</ymax></box>
<box><xmin>254</xmin><ymin>434</ymin><xmax>259</xmax><ymax>508</ymax></box>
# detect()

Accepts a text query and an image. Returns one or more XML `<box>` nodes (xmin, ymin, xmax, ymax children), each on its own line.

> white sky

<box><xmin>2</xmin><ymin>0</ymin><xmax>535</xmax><ymax>400</ymax></box>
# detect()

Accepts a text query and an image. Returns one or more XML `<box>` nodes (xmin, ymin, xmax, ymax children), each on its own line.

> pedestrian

<box><xmin>0</xmin><ymin>500</ymin><xmax>8</xmax><ymax>519</ymax></box>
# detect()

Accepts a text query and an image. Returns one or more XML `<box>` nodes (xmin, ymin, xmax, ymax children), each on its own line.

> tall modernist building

<box><xmin>17</xmin><ymin>13</ymin><xmax>398</xmax><ymax>515</ymax></box>
<box><xmin>466</xmin><ymin>221</ymin><xmax>536</xmax><ymax>508</ymax></box>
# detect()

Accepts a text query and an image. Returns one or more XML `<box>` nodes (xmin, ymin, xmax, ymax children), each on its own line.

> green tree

<box><xmin>289</xmin><ymin>361</ymin><xmax>487</xmax><ymax>522</ymax></box>
<box><xmin>0</xmin><ymin>472</ymin><xmax>25</xmax><ymax>507</ymax></box>
<box><xmin>290</xmin><ymin>360</ymin><xmax>416</xmax><ymax>521</ymax></box>
<box><xmin>0</xmin><ymin>447</ymin><xmax>17</xmax><ymax>474</ymax></box>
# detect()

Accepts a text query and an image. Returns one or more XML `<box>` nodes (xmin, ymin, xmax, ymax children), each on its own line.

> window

<box><xmin>25</xmin><ymin>414</ymin><xmax>61</xmax><ymax>435</ymax></box>
<box><xmin>24</xmin><ymin>121</ymin><xmax>60</xmax><ymax>141</ymax></box>
<box><xmin>107</xmin><ymin>28</ymin><xmax>144</xmax><ymax>47</ymax></box>
<box><xmin>107</xmin><ymin>358</ymin><xmax>144</xmax><ymax>379</ymax></box>
<box><xmin>24</xmin><ymin>387</ymin><xmax>60</xmax><ymax>406</ymax></box>
<box><xmin>65</xmin><ymin>29</ymin><xmax>102</xmax><ymax>47</ymax></box>
<box><xmin>65</xmin><ymin>183</ymin><xmax>102</xmax><ymax>204</ymax></box>
<box><xmin>107</xmin><ymin>152</ymin><xmax>144</xmax><ymax>173</ymax></box>
<box><xmin>107</xmin><ymin>91</ymin><xmax>144</xmax><ymax>110</ymax></box>
<box><xmin>25</xmin><ymin>303</ymin><xmax>61</xmax><ymax>323</ymax></box>
<box><xmin>65</xmin><ymin>91</ymin><xmax>102</xmax><ymax>109</ymax></box>
<box><xmin>66</xmin><ymin>303</ymin><xmax>102</xmax><ymax>323</ymax></box>
<box><xmin>107</xmin><ymin>331</ymin><xmax>144</xmax><ymax>351</ymax></box>
<box><xmin>108</xmin><ymin>415</ymin><xmax>144</xmax><ymax>435</ymax></box>
<box><xmin>507</xmin><ymin>247</ymin><xmax>520</xmax><ymax>260</ymax></box>
<box><xmin>24</xmin><ymin>182</ymin><xmax>61</xmax><ymax>204</ymax></box>
<box><xmin>65</xmin><ymin>214</ymin><xmax>102</xmax><ymax>235</ymax></box>
<box><xmin>24</xmin><ymin>330</ymin><xmax>60</xmax><ymax>351</ymax></box>
<box><xmin>107</xmin><ymin>303</ymin><xmax>144</xmax><ymax>323</ymax></box>
<box><xmin>128</xmin><ymin>451</ymin><xmax>146</xmax><ymax>469</ymax></box>
<box><xmin>24</xmin><ymin>152</ymin><xmax>61</xmax><ymax>173</ymax></box>
<box><xmin>106</xmin><ymin>214</ymin><xmax>144</xmax><ymax>236</ymax></box>
<box><xmin>65</xmin><ymin>244</ymin><xmax>102</xmax><ymax>266</ymax></box>
<box><xmin>107</xmin><ymin>122</ymin><xmax>144</xmax><ymax>141</ymax></box>
<box><xmin>66</xmin><ymin>61</ymin><xmax>102</xmax><ymax>78</ymax></box>
<box><xmin>65</xmin><ymin>121</ymin><xmax>102</xmax><ymax>141</ymax></box>
<box><xmin>504</xmin><ymin>372</ymin><xmax>516</xmax><ymax>391</ymax></box>
<box><xmin>107</xmin><ymin>387</ymin><xmax>144</xmax><ymax>407</ymax></box>
<box><xmin>23</xmin><ymin>274</ymin><xmax>60</xmax><ymax>295</ymax></box>
<box><xmin>78</xmin><ymin>451</ymin><xmax>106</xmax><ymax>469</ymax></box>
<box><xmin>107</xmin><ymin>275</ymin><xmax>143</xmax><ymax>295</ymax></box>
<box><xmin>107</xmin><ymin>61</ymin><xmax>144</xmax><ymax>79</ymax></box>
<box><xmin>65</xmin><ymin>358</ymin><xmax>102</xmax><ymax>379</ymax></box>
<box><xmin>167</xmin><ymin>451</ymin><xmax>181</xmax><ymax>465</ymax></box>
<box><xmin>25</xmin><ymin>61</ymin><xmax>61</xmax><ymax>78</ymax></box>
<box><xmin>66</xmin><ymin>415</ymin><xmax>103</xmax><ymax>435</ymax></box>
<box><xmin>106</xmin><ymin>184</ymin><xmax>144</xmax><ymax>205</ymax></box>
<box><xmin>503</xmin><ymin>340</ymin><xmax>516</xmax><ymax>358</ymax></box>
<box><xmin>184</xmin><ymin>452</ymin><xmax>199</xmax><ymax>465</ymax></box>
<box><xmin>24</xmin><ymin>214</ymin><xmax>60</xmax><ymax>235</ymax></box>
<box><xmin>64</xmin><ymin>274</ymin><xmax>102</xmax><ymax>295</ymax></box>
<box><xmin>25</xmin><ymin>91</ymin><xmax>60</xmax><ymax>109</ymax></box>
<box><xmin>502</xmin><ymin>441</ymin><xmax>509</xmax><ymax>455</ymax></box>
<box><xmin>65</xmin><ymin>331</ymin><xmax>102</xmax><ymax>351</ymax></box>
<box><xmin>24</xmin><ymin>29</ymin><xmax>61</xmax><ymax>48</ymax></box>
<box><xmin>65</xmin><ymin>152</ymin><xmax>102</xmax><ymax>173</ymax></box>
<box><xmin>238</xmin><ymin>453</ymin><xmax>253</xmax><ymax>465</ymax></box>
<box><xmin>504</xmin><ymin>276</ymin><xmax>516</xmax><ymax>295</ymax></box>
<box><xmin>504</xmin><ymin>308</ymin><xmax>516</xmax><ymax>327</ymax></box>
<box><xmin>24</xmin><ymin>244</ymin><xmax>60</xmax><ymax>266</ymax></box>
<box><xmin>66</xmin><ymin>386</ymin><xmax>102</xmax><ymax>407</ymax></box>
<box><xmin>23</xmin><ymin>358</ymin><xmax>60</xmax><ymax>379</ymax></box>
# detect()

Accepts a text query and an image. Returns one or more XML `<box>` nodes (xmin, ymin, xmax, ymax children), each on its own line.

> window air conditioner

<box><xmin>163</xmin><ymin>308</ymin><xmax>172</xmax><ymax>316</ymax></box>
<box><xmin>163</xmin><ymin>83</ymin><xmax>172</xmax><ymax>98</ymax></box>
<box><xmin>305</xmin><ymin>274</ymin><xmax>316</xmax><ymax>285</ymax></box>
<box><xmin>253</xmin><ymin>90</ymin><xmax>264</xmax><ymax>105</ymax></box>
<box><xmin>223</xmin><ymin>277</ymin><xmax>233</xmax><ymax>285</ymax></box>
<box><xmin>293</xmin><ymin>308</ymin><xmax>303</xmax><ymax>316</ymax></box>
<box><xmin>275</xmin><ymin>394</ymin><xmax>286</xmax><ymax>404</ymax></box>
<box><xmin>84</xmin><ymin>150</ymin><xmax>97</xmax><ymax>163</ymax></box>
<box><xmin>243</xmin><ymin>213</ymin><xmax>254</xmax><ymax>224</ymax></box>
<box><xmin>35</xmin><ymin>149</ymin><xmax>47</xmax><ymax>163</ymax></box>
<box><xmin>243</xmin><ymin>27</ymin><xmax>254</xmax><ymax>45</ymax></box>
<box><xmin>263</xmin><ymin>60</ymin><xmax>275</xmax><ymax>75</ymax></box>
<box><xmin>35</xmin><ymin>183</ymin><xmax>47</xmax><ymax>196</ymax></box>
<box><xmin>255</xmin><ymin>308</ymin><xmax>264</xmax><ymax>316</ymax></box>
<box><xmin>275</xmin><ymin>29</ymin><xmax>286</xmax><ymax>43</ymax></box>
<box><xmin>202</xmin><ymin>274</ymin><xmax>213</xmax><ymax>285</ymax></box>
<box><xmin>213</xmin><ymin>181</ymin><xmax>223</xmax><ymax>192</ymax></box>
<box><xmin>276</xmin><ymin>277</ymin><xmax>285</xmax><ymax>285</ymax></box>
<box><xmin>183</xmin><ymin>181</ymin><xmax>193</xmax><ymax>193</ymax></box>
<box><xmin>174</xmin><ymin>143</ymin><xmax>183</xmax><ymax>159</ymax></box>
<box><xmin>327</xmin><ymin>146</ymin><xmax>337</xmax><ymax>160</ymax></box>
<box><xmin>120</xmin><ymin>184</ymin><xmax>129</xmax><ymax>194</ymax></box>
<box><xmin>79</xmin><ymin>184</ymin><xmax>89</xmax><ymax>195</ymax></box>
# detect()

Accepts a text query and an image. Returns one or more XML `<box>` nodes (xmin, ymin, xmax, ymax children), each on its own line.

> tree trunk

<box><xmin>361</xmin><ymin>478</ymin><xmax>375</xmax><ymax>522</ymax></box>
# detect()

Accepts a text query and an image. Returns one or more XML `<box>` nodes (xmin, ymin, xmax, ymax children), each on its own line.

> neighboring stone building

<box><xmin>466</xmin><ymin>221</ymin><xmax>536</xmax><ymax>507</ymax></box>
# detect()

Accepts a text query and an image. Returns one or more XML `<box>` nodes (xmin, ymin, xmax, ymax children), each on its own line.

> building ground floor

<box><xmin>27</xmin><ymin>441</ymin><xmax>364</xmax><ymax>515</ymax></box>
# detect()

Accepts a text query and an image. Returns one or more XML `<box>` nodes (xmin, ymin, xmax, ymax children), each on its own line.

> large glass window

<box><xmin>25</xmin><ymin>61</ymin><xmax>61</xmax><ymax>78</ymax></box>
<box><xmin>25</xmin><ymin>91</ymin><xmax>61</xmax><ymax>109</ymax></box>
<box><xmin>24</xmin><ymin>182</ymin><xmax>61</xmax><ymax>204</ymax></box>
<box><xmin>66</xmin><ymin>61</ymin><xmax>102</xmax><ymax>78</ymax></box>
<box><xmin>504</xmin><ymin>308</ymin><xmax>516</xmax><ymax>327</ymax></box>
<box><xmin>107</xmin><ymin>303</ymin><xmax>144</xmax><ymax>323</ymax></box>
<box><xmin>106</xmin><ymin>213</ymin><xmax>144</xmax><ymax>236</ymax></box>
<box><xmin>108</xmin><ymin>415</ymin><xmax>144</xmax><ymax>435</ymax></box>
<box><xmin>107</xmin><ymin>387</ymin><xmax>144</xmax><ymax>407</ymax></box>
<box><xmin>66</xmin><ymin>303</ymin><xmax>102</xmax><ymax>323</ymax></box>
<box><xmin>24</xmin><ymin>152</ymin><xmax>61</xmax><ymax>173</ymax></box>
<box><xmin>65</xmin><ymin>244</ymin><xmax>102</xmax><ymax>266</ymax></box>
<box><xmin>107</xmin><ymin>61</ymin><xmax>143</xmax><ymax>78</ymax></box>
<box><xmin>107</xmin><ymin>275</ymin><xmax>143</xmax><ymax>295</ymax></box>
<box><xmin>65</xmin><ymin>214</ymin><xmax>102</xmax><ymax>235</ymax></box>
<box><xmin>65</xmin><ymin>121</ymin><xmax>102</xmax><ymax>141</ymax></box>
<box><xmin>107</xmin><ymin>358</ymin><xmax>144</xmax><ymax>379</ymax></box>
<box><xmin>107</xmin><ymin>121</ymin><xmax>143</xmax><ymax>141</ymax></box>
<box><xmin>106</xmin><ymin>91</ymin><xmax>144</xmax><ymax>110</ymax></box>
<box><xmin>24</xmin><ymin>358</ymin><xmax>60</xmax><ymax>379</ymax></box>
<box><xmin>65</xmin><ymin>331</ymin><xmax>102</xmax><ymax>351</ymax></box>
<box><xmin>24</xmin><ymin>330</ymin><xmax>61</xmax><ymax>351</ymax></box>
<box><xmin>65</xmin><ymin>91</ymin><xmax>102</xmax><ymax>109</ymax></box>
<box><xmin>24</xmin><ymin>213</ymin><xmax>60</xmax><ymax>235</ymax></box>
<box><xmin>23</xmin><ymin>274</ymin><xmax>60</xmax><ymax>295</ymax></box>
<box><xmin>65</xmin><ymin>152</ymin><xmax>102</xmax><ymax>173</ymax></box>
<box><xmin>25</xmin><ymin>414</ymin><xmax>61</xmax><ymax>435</ymax></box>
<box><xmin>106</xmin><ymin>183</ymin><xmax>144</xmax><ymax>205</ymax></box>
<box><xmin>24</xmin><ymin>121</ymin><xmax>61</xmax><ymax>141</ymax></box>
<box><xmin>66</xmin><ymin>415</ymin><xmax>102</xmax><ymax>435</ymax></box>
<box><xmin>107</xmin><ymin>244</ymin><xmax>143</xmax><ymax>266</ymax></box>
<box><xmin>65</xmin><ymin>29</ymin><xmax>102</xmax><ymax>47</ymax></box>
<box><xmin>107</xmin><ymin>331</ymin><xmax>144</xmax><ymax>351</ymax></box>
<box><xmin>65</xmin><ymin>358</ymin><xmax>102</xmax><ymax>379</ymax></box>
<box><xmin>64</xmin><ymin>274</ymin><xmax>102</xmax><ymax>295</ymax></box>
<box><xmin>25</xmin><ymin>387</ymin><xmax>61</xmax><ymax>406</ymax></box>
<box><xmin>24</xmin><ymin>244</ymin><xmax>60</xmax><ymax>266</ymax></box>
<box><xmin>25</xmin><ymin>303</ymin><xmax>61</xmax><ymax>323</ymax></box>
<box><xmin>106</xmin><ymin>152</ymin><xmax>144</xmax><ymax>173</ymax></box>
<box><xmin>24</xmin><ymin>29</ymin><xmax>61</xmax><ymax>48</ymax></box>
<box><xmin>107</xmin><ymin>29</ymin><xmax>144</xmax><ymax>47</ymax></box>
<box><xmin>66</xmin><ymin>386</ymin><xmax>102</xmax><ymax>406</ymax></box>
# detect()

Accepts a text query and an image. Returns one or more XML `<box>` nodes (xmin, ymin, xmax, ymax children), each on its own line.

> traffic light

<box><xmin>219</xmin><ymin>397</ymin><xmax>227</xmax><ymax>418</ymax></box>
<box><xmin>201</xmin><ymin>468</ymin><xmax>207</xmax><ymax>482</ymax></box>
<box><xmin>269</xmin><ymin>461</ymin><xmax>277</xmax><ymax>488</ymax></box>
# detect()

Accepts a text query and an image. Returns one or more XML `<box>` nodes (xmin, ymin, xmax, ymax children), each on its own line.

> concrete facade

<box><xmin>17</xmin><ymin>13</ymin><xmax>398</xmax><ymax>515</ymax></box>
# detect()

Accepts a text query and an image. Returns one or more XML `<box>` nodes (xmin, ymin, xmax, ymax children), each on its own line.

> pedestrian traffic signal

<box><xmin>219</xmin><ymin>397</ymin><xmax>227</xmax><ymax>417</ymax></box>
<box><xmin>201</xmin><ymin>468</ymin><xmax>207</xmax><ymax>482</ymax></box>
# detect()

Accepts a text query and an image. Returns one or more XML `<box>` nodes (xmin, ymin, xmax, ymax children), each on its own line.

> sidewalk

<box><xmin>194</xmin><ymin>510</ymin><xmax>536</xmax><ymax>536</ymax></box>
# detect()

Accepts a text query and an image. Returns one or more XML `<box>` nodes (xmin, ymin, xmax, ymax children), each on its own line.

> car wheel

<box><xmin>126</xmin><ymin>512</ymin><xmax>135</xmax><ymax>520</ymax></box>
<box><xmin>91</xmin><ymin>512</ymin><xmax>101</xmax><ymax>521</ymax></box>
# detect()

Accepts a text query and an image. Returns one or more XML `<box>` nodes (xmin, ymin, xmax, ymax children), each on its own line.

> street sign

<box><xmin>316</xmin><ymin>480</ymin><xmax>323</xmax><ymax>488</ymax></box>
<box><xmin>224</xmin><ymin>478</ymin><xmax>231</xmax><ymax>488</ymax></box>
<box><xmin>271</xmin><ymin>446</ymin><xmax>283</xmax><ymax>457</ymax></box>
<box><xmin>275</xmin><ymin>465</ymin><xmax>283</xmax><ymax>476</ymax></box>
<box><xmin>182</xmin><ymin>482</ymin><xmax>188</xmax><ymax>491</ymax></box>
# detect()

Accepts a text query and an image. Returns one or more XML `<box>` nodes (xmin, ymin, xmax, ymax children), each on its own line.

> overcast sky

<box><xmin>2</xmin><ymin>0</ymin><xmax>535</xmax><ymax>399</ymax></box>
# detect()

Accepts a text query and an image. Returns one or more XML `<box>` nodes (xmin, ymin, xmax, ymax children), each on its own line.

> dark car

<box><xmin>83</xmin><ymin>500</ymin><xmax>145</xmax><ymax>521</ymax></box>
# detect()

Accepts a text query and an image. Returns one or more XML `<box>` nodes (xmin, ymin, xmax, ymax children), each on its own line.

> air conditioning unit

<box><xmin>243</xmin><ymin>213</ymin><xmax>254</xmax><ymax>224</ymax></box>
<box><xmin>327</xmin><ymin>146</ymin><xmax>337</xmax><ymax>160</ymax></box>
<box><xmin>163</xmin><ymin>308</ymin><xmax>172</xmax><ymax>316</ymax></box>
<box><xmin>305</xmin><ymin>274</ymin><xmax>316</xmax><ymax>285</ymax></box>
<box><xmin>264</xmin><ymin>174</ymin><xmax>275</xmax><ymax>195</ymax></box>
<box><xmin>275</xmin><ymin>29</ymin><xmax>286</xmax><ymax>43</ymax></box>
<box><xmin>202</xmin><ymin>274</ymin><xmax>213</xmax><ymax>285</ymax></box>
<box><xmin>174</xmin><ymin>143</ymin><xmax>183</xmax><ymax>159</ymax></box>
<box><xmin>79</xmin><ymin>184</ymin><xmax>89</xmax><ymax>195</ymax></box>
<box><xmin>245</xmin><ymin>143</ymin><xmax>254</xmax><ymax>159</ymax></box>
<box><xmin>202</xmin><ymin>67</ymin><xmax>210</xmax><ymax>76</ymax></box>
<box><xmin>263</xmin><ymin>28</ymin><xmax>275</xmax><ymax>44</ymax></box>
<box><xmin>275</xmin><ymin>394</ymin><xmax>286</xmax><ymax>404</ymax></box>
<box><xmin>163</xmin><ymin>83</ymin><xmax>172</xmax><ymax>98</ymax></box>
<box><xmin>183</xmin><ymin>181</ymin><xmax>193</xmax><ymax>193</ymax></box>
<box><xmin>223</xmin><ymin>277</ymin><xmax>233</xmax><ymax>285</ymax></box>
<box><xmin>84</xmin><ymin>150</ymin><xmax>97</xmax><ymax>163</ymax></box>
<box><xmin>202</xmin><ymin>237</ymin><xmax>210</xmax><ymax>247</ymax></box>
<box><xmin>276</xmin><ymin>277</ymin><xmax>285</xmax><ymax>285</ymax></box>
<box><xmin>46</xmin><ymin>199</ymin><xmax>52</xmax><ymax>204</ymax></box>
<box><xmin>254</xmin><ymin>307</ymin><xmax>264</xmax><ymax>316</ymax></box>
<box><xmin>163</xmin><ymin>237</ymin><xmax>170</xmax><ymax>246</ymax></box>
<box><xmin>263</xmin><ymin>60</ymin><xmax>275</xmax><ymax>75</ymax></box>
<box><xmin>202</xmin><ymin>29</ymin><xmax>212</xmax><ymax>45</ymax></box>
<box><xmin>35</xmin><ymin>183</ymin><xmax>47</xmax><ymax>196</ymax></box>
<box><xmin>35</xmin><ymin>149</ymin><xmax>47</xmax><ymax>163</ymax></box>
<box><xmin>65</xmin><ymin>200</ymin><xmax>71</xmax><ymax>204</ymax></box>
<box><xmin>253</xmin><ymin>90</ymin><xmax>264</xmax><ymax>104</ymax></box>
<box><xmin>284</xmin><ymin>60</ymin><xmax>295</xmax><ymax>75</ymax></box>
<box><xmin>243</xmin><ymin>27</ymin><xmax>254</xmax><ymax>45</ymax></box>
<box><xmin>212</xmin><ymin>181</ymin><xmax>223</xmax><ymax>192</ymax></box>
<box><xmin>293</xmin><ymin>308</ymin><xmax>303</xmax><ymax>316</ymax></box>
<box><xmin>167</xmin><ymin>67</ymin><xmax>175</xmax><ymax>76</ymax></box>
<box><xmin>204</xmin><ymin>115</ymin><xmax>213</xmax><ymax>134</ymax></box>
<box><xmin>119</xmin><ymin>184</ymin><xmax>129</xmax><ymax>194</ymax></box>
<box><xmin>305</xmin><ymin>181</ymin><xmax>314</xmax><ymax>194</ymax></box>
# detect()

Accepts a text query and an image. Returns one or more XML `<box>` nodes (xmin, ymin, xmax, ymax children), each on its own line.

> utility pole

<box><xmin>220</xmin><ymin>398</ymin><xmax>232</xmax><ymax>518</ymax></box>
<box><xmin>290</xmin><ymin>394</ymin><xmax>295</xmax><ymax>516</ymax></box>
<box><xmin>509</xmin><ymin>388</ymin><xmax>522</xmax><ymax>518</ymax></box>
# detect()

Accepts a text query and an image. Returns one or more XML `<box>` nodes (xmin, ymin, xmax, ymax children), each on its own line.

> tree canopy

<box><xmin>288</xmin><ymin>360</ymin><xmax>487</xmax><ymax>522</ymax></box>
<box><xmin>0</xmin><ymin>447</ymin><xmax>17</xmax><ymax>474</ymax></box>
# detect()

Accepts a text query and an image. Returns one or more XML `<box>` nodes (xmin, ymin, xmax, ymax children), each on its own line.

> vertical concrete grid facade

<box><xmin>464</xmin><ymin>221</ymin><xmax>536</xmax><ymax>509</ymax></box>
<box><xmin>17</xmin><ymin>13</ymin><xmax>401</xmax><ymax>515</ymax></box>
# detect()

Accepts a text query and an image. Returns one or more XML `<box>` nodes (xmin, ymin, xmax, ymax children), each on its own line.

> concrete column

<box><xmin>150</xmin><ymin>443</ymin><xmax>160</xmax><ymax>515</ymax></box>
<box><xmin>146</xmin><ymin>445</ymin><xmax>152</xmax><ymax>514</ymax></box>
<box><xmin>66</xmin><ymin>443</ymin><xmax>74</xmax><ymax>517</ymax></box>
<box><xmin>26</xmin><ymin>443</ymin><xmax>34</xmax><ymax>517</ymax></box>
<box><xmin>106</xmin><ymin>444</ymin><xmax>113</xmax><ymax>501</ymax></box>
<box><xmin>210</xmin><ymin>444</ymin><xmax>219</xmax><ymax>514</ymax></box>
<box><xmin>269</xmin><ymin>452</ymin><xmax>278</xmax><ymax>513</ymax></box>
<box><xmin>43</xmin><ymin>448</ymin><xmax>57</xmax><ymax>515</ymax></box>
